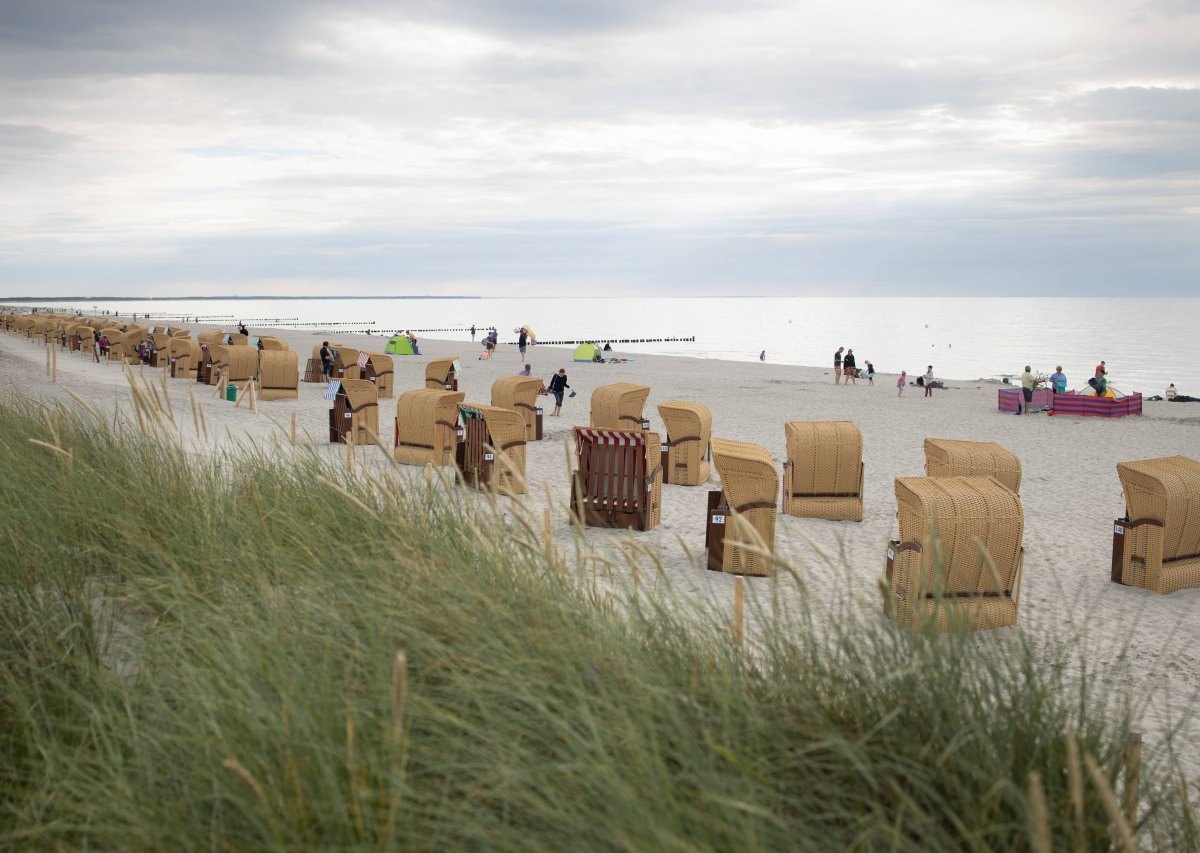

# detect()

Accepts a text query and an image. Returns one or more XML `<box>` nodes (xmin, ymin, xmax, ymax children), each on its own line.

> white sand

<box><xmin>4</xmin><ymin>325</ymin><xmax>1198</xmax><ymax>775</ymax></box>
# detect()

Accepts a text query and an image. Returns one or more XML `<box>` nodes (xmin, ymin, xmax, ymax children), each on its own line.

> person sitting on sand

<box><xmin>519</xmin><ymin>364</ymin><xmax>532</xmax><ymax>376</ymax></box>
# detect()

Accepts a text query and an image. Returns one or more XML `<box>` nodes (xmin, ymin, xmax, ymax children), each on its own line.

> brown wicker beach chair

<box><xmin>656</xmin><ymin>400</ymin><xmax>712</xmax><ymax>486</ymax></box>
<box><xmin>589</xmin><ymin>382</ymin><xmax>651</xmax><ymax>431</ymax></box>
<box><xmin>361</xmin><ymin>352</ymin><xmax>394</xmax><ymax>397</ymax></box>
<box><xmin>257</xmin><ymin>350</ymin><xmax>299</xmax><ymax>401</ymax></box>
<box><xmin>394</xmin><ymin>388</ymin><xmax>465</xmax><ymax>466</ymax></box>
<box><xmin>169</xmin><ymin>338</ymin><xmax>201</xmax><ymax>379</ymax></box>
<box><xmin>924</xmin><ymin>438</ymin><xmax>1022</xmax><ymax>495</ymax></box>
<box><xmin>197</xmin><ymin>330</ymin><xmax>225</xmax><ymax>346</ymax></box>
<box><xmin>332</xmin><ymin>346</ymin><xmax>363</xmax><ymax>381</ymax></box>
<box><xmin>227</xmin><ymin>333</ymin><xmax>249</xmax><ymax>347</ymax></box>
<box><xmin>782</xmin><ymin>421</ymin><xmax>864</xmax><ymax>521</ymax></box>
<box><xmin>570</xmin><ymin>427</ymin><xmax>663</xmax><ymax>531</ymax></box>
<box><xmin>457</xmin><ymin>404</ymin><xmax>528</xmax><ymax>495</ymax></box>
<box><xmin>884</xmin><ymin>476</ymin><xmax>1025</xmax><ymax>633</ymax></box>
<box><xmin>491</xmin><ymin>376</ymin><xmax>545</xmax><ymax>442</ymax></box>
<box><xmin>210</xmin><ymin>344</ymin><xmax>259</xmax><ymax>387</ymax></box>
<box><xmin>425</xmin><ymin>357</ymin><xmax>460</xmax><ymax>391</ymax></box>
<box><xmin>706</xmin><ymin>438</ymin><xmax>778</xmax><ymax>576</ymax></box>
<box><xmin>1112</xmin><ymin>455</ymin><xmax>1200</xmax><ymax>595</ymax></box>
<box><xmin>329</xmin><ymin>379</ymin><xmax>379</xmax><ymax>445</ymax></box>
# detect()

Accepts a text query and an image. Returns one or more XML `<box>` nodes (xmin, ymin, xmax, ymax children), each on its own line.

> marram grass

<box><xmin>0</xmin><ymin>392</ymin><xmax>1196</xmax><ymax>851</ymax></box>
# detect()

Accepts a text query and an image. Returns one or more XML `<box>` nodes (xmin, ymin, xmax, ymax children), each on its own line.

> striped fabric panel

<box><xmin>357</xmin><ymin>351</ymin><xmax>370</xmax><ymax>368</ymax></box>
<box><xmin>575</xmin><ymin>428</ymin><xmax>645</xmax><ymax>449</ymax></box>
<box><xmin>1052</xmin><ymin>393</ymin><xmax>1142</xmax><ymax>417</ymax></box>
<box><xmin>323</xmin><ymin>380</ymin><xmax>342</xmax><ymax>401</ymax></box>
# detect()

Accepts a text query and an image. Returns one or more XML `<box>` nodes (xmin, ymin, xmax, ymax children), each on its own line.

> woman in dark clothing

<box><xmin>547</xmin><ymin>368</ymin><xmax>571</xmax><ymax>416</ymax></box>
<box><xmin>843</xmin><ymin>348</ymin><xmax>857</xmax><ymax>385</ymax></box>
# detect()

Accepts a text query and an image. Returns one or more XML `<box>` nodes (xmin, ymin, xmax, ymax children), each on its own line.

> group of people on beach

<box><xmin>832</xmin><ymin>347</ymin><xmax>875</xmax><ymax>386</ymax></box>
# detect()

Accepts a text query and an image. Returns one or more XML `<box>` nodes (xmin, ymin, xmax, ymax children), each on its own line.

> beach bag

<box><xmin>569</xmin><ymin>390</ymin><xmax>576</xmax><ymax>398</ymax></box>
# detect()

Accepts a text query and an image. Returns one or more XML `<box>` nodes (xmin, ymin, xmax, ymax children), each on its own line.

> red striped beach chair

<box><xmin>570</xmin><ymin>427</ymin><xmax>663</xmax><ymax>531</ymax></box>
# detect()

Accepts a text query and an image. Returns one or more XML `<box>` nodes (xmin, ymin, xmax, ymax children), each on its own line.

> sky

<box><xmin>1</xmin><ymin>0</ymin><xmax>1198</xmax><ymax>297</ymax></box>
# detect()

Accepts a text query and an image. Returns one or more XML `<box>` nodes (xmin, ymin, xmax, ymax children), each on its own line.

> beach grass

<box><xmin>0</xmin><ymin>391</ymin><xmax>1196</xmax><ymax>851</ymax></box>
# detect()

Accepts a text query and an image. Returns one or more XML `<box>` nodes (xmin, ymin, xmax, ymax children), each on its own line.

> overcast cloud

<box><xmin>1</xmin><ymin>0</ymin><xmax>1197</xmax><ymax>296</ymax></box>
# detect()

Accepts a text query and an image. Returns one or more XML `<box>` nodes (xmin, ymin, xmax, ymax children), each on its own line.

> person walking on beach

<box><xmin>470</xmin><ymin>324</ymin><xmax>476</xmax><ymax>342</ymax></box>
<box><xmin>897</xmin><ymin>370</ymin><xmax>906</xmax><ymax>396</ymax></box>
<box><xmin>547</xmin><ymin>368</ymin><xmax>571</xmax><ymax>416</ymax></box>
<box><xmin>518</xmin><ymin>327</ymin><xmax>528</xmax><ymax>358</ymax></box>
<box><xmin>865</xmin><ymin>361</ymin><xmax>875</xmax><ymax>385</ymax></box>
<box><xmin>843</xmin><ymin>349</ymin><xmax>857</xmax><ymax>385</ymax></box>
<box><xmin>759</xmin><ymin>350</ymin><xmax>766</xmax><ymax>362</ymax></box>
<box><xmin>834</xmin><ymin>347</ymin><xmax>844</xmax><ymax>384</ymax></box>
<box><xmin>923</xmin><ymin>365</ymin><xmax>934</xmax><ymax>397</ymax></box>
<box><xmin>1018</xmin><ymin>365</ymin><xmax>1035</xmax><ymax>415</ymax></box>
<box><xmin>320</xmin><ymin>341</ymin><xmax>334</xmax><ymax>379</ymax></box>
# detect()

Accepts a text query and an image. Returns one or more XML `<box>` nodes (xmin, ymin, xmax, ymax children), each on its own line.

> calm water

<box><xmin>19</xmin><ymin>296</ymin><xmax>1199</xmax><ymax>392</ymax></box>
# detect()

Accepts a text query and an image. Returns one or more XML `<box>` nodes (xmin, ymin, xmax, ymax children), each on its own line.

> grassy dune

<box><xmin>0</xmin><ymin>393</ymin><xmax>1195</xmax><ymax>850</ymax></box>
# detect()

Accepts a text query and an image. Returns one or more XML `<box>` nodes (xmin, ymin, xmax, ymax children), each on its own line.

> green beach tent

<box><xmin>385</xmin><ymin>334</ymin><xmax>415</xmax><ymax>356</ymax></box>
<box><xmin>573</xmin><ymin>342</ymin><xmax>600</xmax><ymax>363</ymax></box>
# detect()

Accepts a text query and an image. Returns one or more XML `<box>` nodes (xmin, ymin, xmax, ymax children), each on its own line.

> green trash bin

<box><xmin>225</xmin><ymin>383</ymin><xmax>237</xmax><ymax>402</ymax></box>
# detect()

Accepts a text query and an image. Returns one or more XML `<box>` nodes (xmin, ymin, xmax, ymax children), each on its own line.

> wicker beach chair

<box><xmin>257</xmin><ymin>350</ymin><xmax>299</xmax><ymax>401</ymax></box>
<box><xmin>169</xmin><ymin>338</ymin><xmax>201</xmax><ymax>379</ymax></box>
<box><xmin>210</xmin><ymin>344</ymin><xmax>259</xmax><ymax>387</ymax></box>
<box><xmin>491</xmin><ymin>376</ymin><xmax>545</xmax><ymax>442</ymax></box>
<box><xmin>394</xmin><ymin>388</ymin><xmax>465</xmax><ymax>466</ymax></box>
<box><xmin>458</xmin><ymin>404</ymin><xmax>528</xmax><ymax>495</ymax></box>
<box><xmin>656</xmin><ymin>400</ymin><xmax>712</xmax><ymax>486</ymax></box>
<box><xmin>570</xmin><ymin>427</ymin><xmax>663</xmax><ymax>531</ymax></box>
<box><xmin>590</xmin><ymin>383</ymin><xmax>651</xmax><ymax>431</ymax></box>
<box><xmin>1112</xmin><ymin>455</ymin><xmax>1200</xmax><ymax>595</ymax></box>
<box><xmin>924</xmin><ymin>438</ymin><xmax>1022</xmax><ymax>495</ymax></box>
<box><xmin>329</xmin><ymin>379</ymin><xmax>379</xmax><ymax>445</ymax></box>
<box><xmin>361</xmin><ymin>352</ymin><xmax>394</xmax><ymax>397</ymax></box>
<box><xmin>706</xmin><ymin>438</ymin><xmax>778</xmax><ymax>576</ymax></box>
<box><xmin>256</xmin><ymin>336</ymin><xmax>288</xmax><ymax>351</ymax></box>
<box><xmin>333</xmin><ymin>346</ymin><xmax>363</xmax><ymax>381</ymax></box>
<box><xmin>782</xmin><ymin>421</ymin><xmax>864</xmax><ymax>521</ymax></box>
<box><xmin>884</xmin><ymin>476</ymin><xmax>1025</xmax><ymax>633</ymax></box>
<box><xmin>425</xmin><ymin>357</ymin><xmax>460</xmax><ymax>391</ymax></box>
<box><xmin>197</xmin><ymin>330</ymin><xmax>225</xmax><ymax>346</ymax></box>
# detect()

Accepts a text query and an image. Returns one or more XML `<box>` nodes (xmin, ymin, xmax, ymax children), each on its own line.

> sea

<box><xmin>11</xmin><ymin>296</ymin><xmax>1199</xmax><ymax>392</ymax></box>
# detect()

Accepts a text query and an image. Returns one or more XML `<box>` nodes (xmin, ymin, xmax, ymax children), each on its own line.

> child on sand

<box><xmin>897</xmin><ymin>370</ymin><xmax>906</xmax><ymax>396</ymax></box>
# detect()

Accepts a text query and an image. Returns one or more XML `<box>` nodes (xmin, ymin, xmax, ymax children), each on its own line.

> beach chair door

<box><xmin>329</xmin><ymin>389</ymin><xmax>353</xmax><ymax>443</ymax></box>
<box><xmin>458</xmin><ymin>407</ymin><xmax>493</xmax><ymax>490</ymax></box>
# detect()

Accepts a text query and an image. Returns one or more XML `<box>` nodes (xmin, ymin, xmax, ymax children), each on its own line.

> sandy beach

<box><xmin>3</xmin><ymin>324</ymin><xmax>1198</xmax><ymax>776</ymax></box>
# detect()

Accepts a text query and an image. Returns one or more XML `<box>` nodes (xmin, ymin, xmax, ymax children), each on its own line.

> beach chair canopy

<box><xmin>385</xmin><ymin>334</ymin><xmax>415</xmax><ymax>355</ymax></box>
<box><xmin>1114</xmin><ymin>455</ymin><xmax>1200</xmax><ymax>595</ymax></box>
<box><xmin>886</xmin><ymin>476</ymin><xmax>1024</xmax><ymax>632</ymax></box>
<box><xmin>258</xmin><ymin>350</ymin><xmax>299</xmax><ymax>400</ymax></box>
<box><xmin>257</xmin><ymin>336</ymin><xmax>288</xmax><ymax>351</ymax></box>
<box><xmin>573</xmin><ymin>343</ymin><xmax>600</xmax><ymax>362</ymax></box>
<box><xmin>491</xmin><ymin>376</ymin><xmax>544</xmax><ymax>440</ymax></box>
<box><xmin>590</xmin><ymin>382</ymin><xmax>650</xmax><ymax>431</ymax></box>
<box><xmin>210</xmin><ymin>344</ymin><xmax>259</xmax><ymax>381</ymax></box>
<box><xmin>924</xmin><ymin>438</ymin><xmax>1022</xmax><ymax>495</ymax></box>
<box><xmin>656</xmin><ymin>400</ymin><xmax>712</xmax><ymax>486</ymax></box>
<box><xmin>710</xmin><ymin>437</ymin><xmax>778</xmax><ymax>576</ymax></box>
<box><xmin>425</xmin><ymin>357</ymin><xmax>459</xmax><ymax>388</ymax></box>
<box><xmin>783</xmin><ymin>421</ymin><xmax>864</xmax><ymax>521</ymax></box>
<box><xmin>394</xmin><ymin>388</ymin><xmax>465</xmax><ymax>467</ymax></box>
